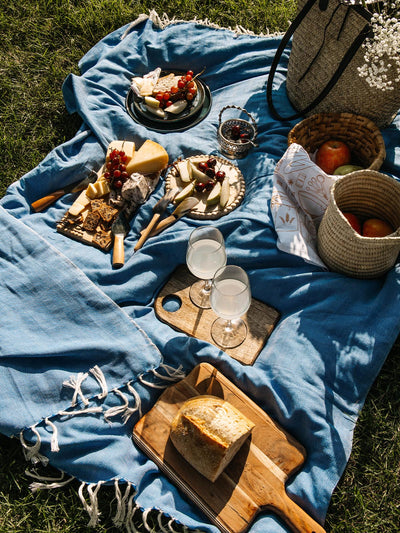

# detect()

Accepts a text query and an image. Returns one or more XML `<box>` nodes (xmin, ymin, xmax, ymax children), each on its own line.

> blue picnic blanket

<box><xmin>1</xmin><ymin>13</ymin><xmax>400</xmax><ymax>533</ymax></box>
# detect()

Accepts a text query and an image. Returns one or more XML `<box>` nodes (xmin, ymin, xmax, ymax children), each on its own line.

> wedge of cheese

<box><xmin>68</xmin><ymin>190</ymin><xmax>91</xmax><ymax>216</ymax></box>
<box><xmin>86</xmin><ymin>180</ymin><xmax>111</xmax><ymax>199</ymax></box>
<box><xmin>106</xmin><ymin>140</ymin><xmax>136</xmax><ymax>162</ymax></box>
<box><xmin>126</xmin><ymin>140</ymin><xmax>169</xmax><ymax>175</ymax></box>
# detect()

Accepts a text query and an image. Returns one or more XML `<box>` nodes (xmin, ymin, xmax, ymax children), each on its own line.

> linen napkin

<box><xmin>271</xmin><ymin>143</ymin><xmax>338</xmax><ymax>268</ymax></box>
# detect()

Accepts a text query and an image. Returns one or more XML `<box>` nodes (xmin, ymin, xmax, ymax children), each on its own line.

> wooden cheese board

<box><xmin>133</xmin><ymin>363</ymin><xmax>325</xmax><ymax>533</ymax></box>
<box><xmin>154</xmin><ymin>265</ymin><xmax>280</xmax><ymax>365</ymax></box>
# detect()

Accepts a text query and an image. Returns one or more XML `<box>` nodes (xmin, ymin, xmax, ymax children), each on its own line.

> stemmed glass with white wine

<box><xmin>186</xmin><ymin>226</ymin><xmax>227</xmax><ymax>309</ymax></box>
<box><xmin>210</xmin><ymin>265</ymin><xmax>251</xmax><ymax>349</ymax></box>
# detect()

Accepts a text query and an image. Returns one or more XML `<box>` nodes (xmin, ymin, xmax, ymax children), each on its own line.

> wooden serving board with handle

<box><xmin>133</xmin><ymin>362</ymin><xmax>325</xmax><ymax>533</ymax></box>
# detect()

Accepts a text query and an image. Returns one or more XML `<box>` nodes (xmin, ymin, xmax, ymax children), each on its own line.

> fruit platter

<box><xmin>126</xmin><ymin>68</ymin><xmax>211</xmax><ymax>131</ymax></box>
<box><xmin>165</xmin><ymin>154</ymin><xmax>245</xmax><ymax>220</ymax></box>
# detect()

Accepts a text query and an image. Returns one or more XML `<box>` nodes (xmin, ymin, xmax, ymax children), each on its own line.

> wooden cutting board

<box><xmin>133</xmin><ymin>363</ymin><xmax>325</xmax><ymax>533</ymax></box>
<box><xmin>154</xmin><ymin>265</ymin><xmax>280</xmax><ymax>365</ymax></box>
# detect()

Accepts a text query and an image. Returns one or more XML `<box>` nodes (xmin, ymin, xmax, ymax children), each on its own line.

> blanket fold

<box><xmin>1</xmin><ymin>13</ymin><xmax>399</xmax><ymax>533</ymax></box>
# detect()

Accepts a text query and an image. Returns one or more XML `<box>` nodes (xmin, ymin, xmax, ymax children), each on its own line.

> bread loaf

<box><xmin>170</xmin><ymin>395</ymin><xmax>255</xmax><ymax>482</ymax></box>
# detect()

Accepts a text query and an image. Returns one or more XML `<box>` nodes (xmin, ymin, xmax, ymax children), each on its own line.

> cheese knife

<box><xmin>111</xmin><ymin>211</ymin><xmax>131</xmax><ymax>269</ymax></box>
<box><xmin>149</xmin><ymin>197</ymin><xmax>199</xmax><ymax>236</ymax></box>
<box><xmin>134</xmin><ymin>187</ymin><xmax>179</xmax><ymax>251</ymax></box>
<box><xmin>31</xmin><ymin>171</ymin><xmax>98</xmax><ymax>212</ymax></box>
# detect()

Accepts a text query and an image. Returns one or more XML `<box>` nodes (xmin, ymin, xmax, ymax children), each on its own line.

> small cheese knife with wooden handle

<box><xmin>134</xmin><ymin>188</ymin><xmax>179</xmax><ymax>251</ymax></box>
<box><xmin>111</xmin><ymin>211</ymin><xmax>131</xmax><ymax>269</ymax></box>
<box><xmin>31</xmin><ymin>172</ymin><xmax>98</xmax><ymax>212</ymax></box>
<box><xmin>149</xmin><ymin>197</ymin><xmax>199</xmax><ymax>237</ymax></box>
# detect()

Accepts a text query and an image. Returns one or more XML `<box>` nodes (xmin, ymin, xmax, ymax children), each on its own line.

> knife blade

<box><xmin>111</xmin><ymin>211</ymin><xmax>131</xmax><ymax>268</ymax></box>
<box><xmin>149</xmin><ymin>197</ymin><xmax>199</xmax><ymax>236</ymax></box>
<box><xmin>134</xmin><ymin>187</ymin><xmax>179</xmax><ymax>251</ymax></box>
<box><xmin>31</xmin><ymin>171</ymin><xmax>98</xmax><ymax>212</ymax></box>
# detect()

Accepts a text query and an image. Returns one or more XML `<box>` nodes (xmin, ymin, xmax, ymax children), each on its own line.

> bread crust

<box><xmin>170</xmin><ymin>395</ymin><xmax>254</xmax><ymax>482</ymax></box>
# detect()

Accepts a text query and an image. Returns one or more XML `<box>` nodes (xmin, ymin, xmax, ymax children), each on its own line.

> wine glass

<box><xmin>186</xmin><ymin>226</ymin><xmax>227</xmax><ymax>309</ymax></box>
<box><xmin>210</xmin><ymin>265</ymin><xmax>251</xmax><ymax>349</ymax></box>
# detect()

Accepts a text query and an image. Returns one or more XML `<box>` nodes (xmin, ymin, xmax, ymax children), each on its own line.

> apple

<box><xmin>342</xmin><ymin>212</ymin><xmax>361</xmax><ymax>234</ymax></box>
<box><xmin>362</xmin><ymin>218</ymin><xmax>394</xmax><ymax>237</ymax></box>
<box><xmin>333</xmin><ymin>164</ymin><xmax>363</xmax><ymax>175</ymax></box>
<box><xmin>315</xmin><ymin>140</ymin><xmax>351</xmax><ymax>175</ymax></box>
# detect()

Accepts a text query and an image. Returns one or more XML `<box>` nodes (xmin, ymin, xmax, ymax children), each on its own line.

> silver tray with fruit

<box><xmin>165</xmin><ymin>154</ymin><xmax>245</xmax><ymax>220</ymax></box>
<box><xmin>128</xmin><ymin>69</ymin><xmax>207</xmax><ymax>125</ymax></box>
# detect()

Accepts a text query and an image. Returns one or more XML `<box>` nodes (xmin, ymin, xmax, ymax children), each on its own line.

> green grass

<box><xmin>1</xmin><ymin>1</ymin><xmax>399</xmax><ymax>532</ymax></box>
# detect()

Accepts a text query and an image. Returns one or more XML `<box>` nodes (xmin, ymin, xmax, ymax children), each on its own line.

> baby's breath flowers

<box><xmin>344</xmin><ymin>0</ymin><xmax>400</xmax><ymax>91</ymax></box>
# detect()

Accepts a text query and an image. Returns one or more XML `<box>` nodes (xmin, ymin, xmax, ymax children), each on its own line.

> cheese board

<box><xmin>133</xmin><ymin>362</ymin><xmax>326</xmax><ymax>533</ymax></box>
<box><xmin>56</xmin><ymin>139</ymin><xmax>168</xmax><ymax>253</ymax></box>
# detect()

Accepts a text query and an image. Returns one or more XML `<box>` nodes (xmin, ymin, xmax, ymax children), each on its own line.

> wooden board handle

<box><xmin>134</xmin><ymin>213</ymin><xmax>161</xmax><ymax>251</ymax></box>
<box><xmin>112</xmin><ymin>234</ymin><xmax>125</xmax><ymax>268</ymax></box>
<box><xmin>271</xmin><ymin>490</ymin><xmax>326</xmax><ymax>533</ymax></box>
<box><xmin>31</xmin><ymin>190</ymin><xmax>65</xmax><ymax>212</ymax></box>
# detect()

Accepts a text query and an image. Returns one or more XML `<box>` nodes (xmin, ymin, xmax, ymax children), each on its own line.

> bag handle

<box><xmin>266</xmin><ymin>0</ymin><xmax>371</xmax><ymax>121</ymax></box>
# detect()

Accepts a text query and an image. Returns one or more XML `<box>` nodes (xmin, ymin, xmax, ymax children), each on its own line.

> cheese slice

<box><xmin>68</xmin><ymin>190</ymin><xmax>91</xmax><ymax>216</ymax></box>
<box><xmin>126</xmin><ymin>139</ymin><xmax>169</xmax><ymax>175</ymax></box>
<box><xmin>106</xmin><ymin>140</ymin><xmax>136</xmax><ymax>162</ymax></box>
<box><xmin>86</xmin><ymin>180</ymin><xmax>111</xmax><ymax>199</ymax></box>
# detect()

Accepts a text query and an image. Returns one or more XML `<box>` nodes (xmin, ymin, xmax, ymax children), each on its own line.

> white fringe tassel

<box><xmin>58</xmin><ymin>406</ymin><xmax>103</xmax><ymax>417</ymax></box>
<box><xmin>19</xmin><ymin>425</ymin><xmax>49</xmax><ymax>466</ymax></box>
<box><xmin>139</xmin><ymin>363</ymin><xmax>186</xmax><ymax>390</ymax></box>
<box><xmin>78</xmin><ymin>481</ymin><xmax>104</xmax><ymax>527</ymax></box>
<box><xmin>28</xmin><ymin>471</ymin><xmax>75</xmax><ymax>493</ymax></box>
<box><xmin>45</xmin><ymin>417</ymin><xmax>60</xmax><ymax>453</ymax></box>
<box><xmin>104</xmin><ymin>382</ymin><xmax>143</xmax><ymax>423</ymax></box>
<box><xmin>63</xmin><ymin>372</ymin><xmax>90</xmax><ymax>407</ymax></box>
<box><xmin>121</xmin><ymin>9</ymin><xmax>276</xmax><ymax>38</ymax></box>
<box><xmin>90</xmin><ymin>365</ymin><xmax>108</xmax><ymax>399</ymax></box>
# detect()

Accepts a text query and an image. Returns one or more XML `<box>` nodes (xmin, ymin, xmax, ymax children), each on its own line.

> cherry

<box><xmin>231</xmin><ymin>125</ymin><xmax>241</xmax><ymax>140</ymax></box>
<box><xmin>205</xmin><ymin>167</ymin><xmax>215</xmax><ymax>179</ymax></box>
<box><xmin>205</xmin><ymin>180</ymin><xmax>215</xmax><ymax>191</ymax></box>
<box><xmin>195</xmin><ymin>182</ymin><xmax>206</xmax><ymax>193</ymax></box>
<box><xmin>198</xmin><ymin>162</ymin><xmax>208</xmax><ymax>172</ymax></box>
<box><xmin>215</xmin><ymin>170</ymin><xmax>226</xmax><ymax>182</ymax></box>
<box><xmin>206</xmin><ymin>158</ymin><xmax>217</xmax><ymax>167</ymax></box>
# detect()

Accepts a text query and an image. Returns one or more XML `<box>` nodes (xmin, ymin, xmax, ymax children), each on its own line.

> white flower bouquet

<box><xmin>346</xmin><ymin>1</ymin><xmax>400</xmax><ymax>91</ymax></box>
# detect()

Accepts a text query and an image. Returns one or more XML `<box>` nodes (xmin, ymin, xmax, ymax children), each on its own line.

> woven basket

<box><xmin>285</xmin><ymin>0</ymin><xmax>400</xmax><ymax>128</ymax></box>
<box><xmin>288</xmin><ymin>112</ymin><xmax>386</xmax><ymax>170</ymax></box>
<box><xmin>317</xmin><ymin>171</ymin><xmax>400</xmax><ymax>278</ymax></box>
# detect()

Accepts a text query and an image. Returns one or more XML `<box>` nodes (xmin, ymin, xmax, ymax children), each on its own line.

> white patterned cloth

<box><xmin>271</xmin><ymin>143</ymin><xmax>338</xmax><ymax>268</ymax></box>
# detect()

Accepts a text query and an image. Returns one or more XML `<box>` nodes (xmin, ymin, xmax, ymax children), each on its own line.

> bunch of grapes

<box><xmin>155</xmin><ymin>70</ymin><xmax>198</xmax><ymax>110</ymax></box>
<box><xmin>104</xmin><ymin>149</ymin><xmax>129</xmax><ymax>189</ymax></box>
<box><xmin>194</xmin><ymin>158</ymin><xmax>226</xmax><ymax>193</ymax></box>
